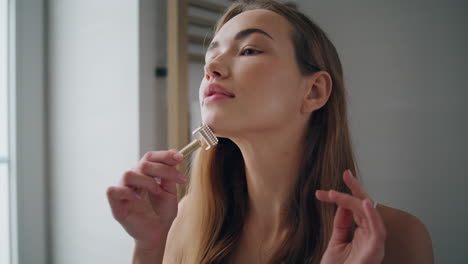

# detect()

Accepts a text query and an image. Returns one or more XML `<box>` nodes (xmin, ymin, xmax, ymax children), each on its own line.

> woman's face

<box><xmin>199</xmin><ymin>9</ymin><xmax>308</xmax><ymax>138</ymax></box>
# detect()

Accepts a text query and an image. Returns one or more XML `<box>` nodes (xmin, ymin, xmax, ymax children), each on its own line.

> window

<box><xmin>0</xmin><ymin>0</ymin><xmax>11</xmax><ymax>262</ymax></box>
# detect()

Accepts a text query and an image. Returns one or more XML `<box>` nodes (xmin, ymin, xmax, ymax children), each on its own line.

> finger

<box><xmin>363</xmin><ymin>198</ymin><xmax>387</xmax><ymax>243</ymax></box>
<box><xmin>315</xmin><ymin>190</ymin><xmax>333</xmax><ymax>203</ymax></box>
<box><xmin>134</xmin><ymin>161</ymin><xmax>188</xmax><ymax>184</ymax></box>
<box><xmin>106</xmin><ymin>186</ymin><xmax>140</xmax><ymax>222</ymax></box>
<box><xmin>343</xmin><ymin>170</ymin><xmax>369</xmax><ymax>200</ymax></box>
<box><xmin>141</xmin><ymin>149</ymin><xmax>184</xmax><ymax>166</ymax></box>
<box><xmin>120</xmin><ymin>170</ymin><xmax>161</xmax><ymax>195</ymax></box>
<box><xmin>317</xmin><ymin>190</ymin><xmax>368</xmax><ymax>228</ymax></box>
<box><xmin>328</xmin><ymin>206</ymin><xmax>354</xmax><ymax>246</ymax></box>
<box><xmin>328</xmin><ymin>190</ymin><xmax>364</xmax><ymax>216</ymax></box>
<box><xmin>159</xmin><ymin>177</ymin><xmax>178</xmax><ymax>196</ymax></box>
<box><xmin>316</xmin><ymin>190</ymin><xmax>360</xmax><ymax>210</ymax></box>
<box><xmin>107</xmin><ymin>186</ymin><xmax>140</xmax><ymax>202</ymax></box>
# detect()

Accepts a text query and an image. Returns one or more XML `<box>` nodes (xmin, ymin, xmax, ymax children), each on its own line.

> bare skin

<box><xmin>225</xmin><ymin>206</ymin><xmax>433</xmax><ymax>264</ymax></box>
<box><xmin>165</xmin><ymin>171</ymin><xmax>434</xmax><ymax>263</ymax></box>
<box><xmin>227</xmin><ymin>172</ymin><xmax>434</xmax><ymax>263</ymax></box>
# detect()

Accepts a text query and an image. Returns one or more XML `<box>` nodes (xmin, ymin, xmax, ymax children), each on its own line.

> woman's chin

<box><xmin>201</xmin><ymin>115</ymin><xmax>237</xmax><ymax>139</ymax></box>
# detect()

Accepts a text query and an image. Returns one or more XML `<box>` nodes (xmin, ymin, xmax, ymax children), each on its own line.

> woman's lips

<box><xmin>204</xmin><ymin>93</ymin><xmax>234</xmax><ymax>104</ymax></box>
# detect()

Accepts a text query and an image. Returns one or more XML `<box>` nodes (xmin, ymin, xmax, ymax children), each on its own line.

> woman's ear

<box><xmin>301</xmin><ymin>71</ymin><xmax>332</xmax><ymax>113</ymax></box>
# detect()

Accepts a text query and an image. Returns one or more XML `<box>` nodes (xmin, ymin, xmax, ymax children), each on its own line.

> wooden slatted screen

<box><xmin>167</xmin><ymin>0</ymin><xmax>227</xmax><ymax>199</ymax></box>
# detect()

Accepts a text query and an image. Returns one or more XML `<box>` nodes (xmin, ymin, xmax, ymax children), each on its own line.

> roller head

<box><xmin>192</xmin><ymin>124</ymin><xmax>218</xmax><ymax>150</ymax></box>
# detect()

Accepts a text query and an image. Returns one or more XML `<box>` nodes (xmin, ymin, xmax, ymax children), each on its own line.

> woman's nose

<box><xmin>204</xmin><ymin>60</ymin><xmax>228</xmax><ymax>80</ymax></box>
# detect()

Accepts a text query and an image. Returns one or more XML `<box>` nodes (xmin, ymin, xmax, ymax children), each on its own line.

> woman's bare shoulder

<box><xmin>377</xmin><ymin>204</ymin><xmax>434</xmax><ymax>264</ymax></box>
<box><xmin>163</xmin><ymin>195</ymin><xmax>190</xmax><ymax>263</ymax></box>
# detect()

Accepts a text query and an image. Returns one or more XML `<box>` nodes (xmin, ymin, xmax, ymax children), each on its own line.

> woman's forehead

<box><xmin>215</xmin><ymin>9</ymin><xmax>292</xmax><ymax>43</ymax></box>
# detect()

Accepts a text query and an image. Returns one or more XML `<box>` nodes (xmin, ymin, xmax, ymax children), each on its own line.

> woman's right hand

<box><xmin>106</xmin><ymin>149</ymin><xmax>188</xmax><ymax>250</ymax></box>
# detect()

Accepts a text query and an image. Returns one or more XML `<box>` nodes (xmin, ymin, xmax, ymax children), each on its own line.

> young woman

<box><xmin>106</xmin><ymin>1</ymin><xmax>434</xmax><ymax>263</ymax></box>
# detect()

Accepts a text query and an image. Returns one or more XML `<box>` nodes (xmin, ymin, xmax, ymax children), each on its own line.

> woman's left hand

<box><xmin>315</xmin><ymin>170</ymin><xmax>386</xmax><ymax>264</ymax></box>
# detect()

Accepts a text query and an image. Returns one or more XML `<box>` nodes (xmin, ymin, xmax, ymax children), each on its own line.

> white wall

<box><xmin>297</xmin><ymin>1</ymin><xmax>468</xmax><ymax>263</ymax></box>
<box><xmin>139</xmin><ymin>0</ymin><xmax>168</xmax><ymax>154</ymax></box>
<box><xmin>48</xmin><ymin>1</ymin><xmax>141</xmax><ymax>263</ymax></box>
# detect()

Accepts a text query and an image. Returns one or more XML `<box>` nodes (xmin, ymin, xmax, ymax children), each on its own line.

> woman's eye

<box><xmin>241</xmin><ymin>48</ymin><xmax>261</xmax><ymax>56</ymax></box>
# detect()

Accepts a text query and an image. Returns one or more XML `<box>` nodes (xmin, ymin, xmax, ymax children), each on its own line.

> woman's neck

<box><xmin>231</xmin><ymin>120</ymin><xmax>307</xmax><ymax>238</ymax></box>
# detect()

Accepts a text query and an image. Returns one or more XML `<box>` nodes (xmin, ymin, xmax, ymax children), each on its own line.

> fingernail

<box><xmin>134</xmin><ymin>192</ymin><xmax>142</xmax><ymax>200</ymax></box>
<box><xmin>173</xmin><ymin>152</ymin><xmax>184</xmax><ymax>161</ymax></box>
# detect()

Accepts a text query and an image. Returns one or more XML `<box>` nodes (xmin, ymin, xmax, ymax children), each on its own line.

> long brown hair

<box><xmin>181</xmin><ymin>0</ymin><xmax>359</xmax><ymax>263</ymax></box>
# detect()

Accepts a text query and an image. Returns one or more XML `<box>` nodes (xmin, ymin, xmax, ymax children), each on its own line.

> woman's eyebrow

<box><xmin>207</xmin><ymin>28</ymin><xmax>274</xmax><ymax>52</ymax></box>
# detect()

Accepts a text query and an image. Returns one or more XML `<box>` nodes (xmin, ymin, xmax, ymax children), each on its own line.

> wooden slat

<box><xmin>188</xmin><ymin>34</ymin><xmax>212</xmax><ymax>46</ymax></box>
<box><xmin>188</xmin><ymin>0</ymin><xmax>227</xmax><ymax>13</ymax></box>
<box><xmin>189</xmin><ymin>53</ymin><xmax>205</xmax><ymax>64</ymax></box>
<box><xmin>188</xmin><ymin>16</ymin><xmax>216</xmax><ymax>28</ymax></box>
<box><xmin>168</xmin><ymin>0</ymin><xmax>190</xmax><ymax>199</ymax></box>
